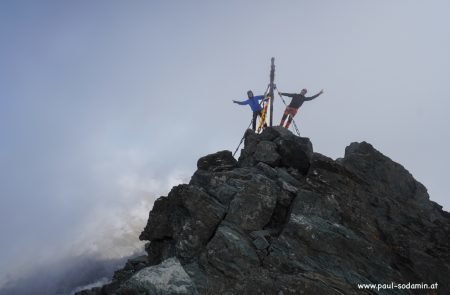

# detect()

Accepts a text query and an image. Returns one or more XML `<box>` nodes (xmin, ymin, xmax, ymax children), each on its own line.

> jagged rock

<box><xmin>259</xmin><ymin>126</ymin><xmax>293</xmax><ymax>141</ymax></box>
<box><xmin>197</xmin><ymin>150</ymin><xmax>237</xmax><ymax>172</ymax></box>
<box><xmin>252</xmin><ymin>235</ymin><xmax>270</xmax><ymax>250</ymax></box>
<box><xmin>79</xmin><ymin>127</ymin><xmax>450</xmax><ymax>295</ymax></box>
<box><xmin>276</xmin><ymin>135</ymin><xmax>313</xmax><ymax>174</ymax></box>
<box><xmin>112</xmin><ymin>255</ymin><xmax>149</xmax><ymax>283</ymax></box>
<box><xmin>278</xmin><ymin>179</ymin><xmax>299</xmax><ymax>194</ymax></box>
<box><xmin>139</xmin><ymin>197</ymin><xmax>174</xmax><ymax>241</ymax></box>
<box><xmin>189</xmin><ymin>169</ymin><xmax>240</xmax><ymax>206</ymax></box>
<box><xmin>204</xmin><ymin>224</ymin><xmax>259</xmax><ymax>279</ymax></box>
<box><xmin>254</xmin><ymin>140</ymin><xmax>281</xmax><ymax>166</ymax></box>
<box><xmin>225</xmin><ymin>174</ymin><xmax>278</xmax><ymax>231</ymax></box>
<box><xmin>238</xmin><ymin>127</ymin><xmax>313</xmax><ymax>174</ymax></box>
<box><xmin>140</xmin><ymin>184</ymin><xmax>227</xmax><ymax>262</ymax></box>
<box><xmin>276</xmin><ymin>167</ymin><xmax>303</xmax><ymax>187</ymax></box>
<box><xmin>342</xmin><ymin>141</ymin><xmax>417</xmax><ymax>196</ymax></box>
<box><xmin>255</xmin><ymin>162</ymin><xmax>278</xmax><ymax>179</ymax></box>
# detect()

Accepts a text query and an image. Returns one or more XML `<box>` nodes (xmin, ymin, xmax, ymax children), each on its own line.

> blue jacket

<box><xmin>234</xmin><ymin>95</ymin><xmax>265</xmax><ymax>112</ymax></box>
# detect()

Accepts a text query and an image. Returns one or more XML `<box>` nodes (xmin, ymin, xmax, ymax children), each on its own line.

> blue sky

<box><xmin>1</xmin><ymin>0</ymin><xmax>449</xmax><ymax>289</ymax></box>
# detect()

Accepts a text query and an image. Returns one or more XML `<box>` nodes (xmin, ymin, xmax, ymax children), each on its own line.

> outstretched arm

<box><xmin>280</xmin><ymin>93</ymin><xmax>295</xmax><ymax>98</ymax></box>
<box><xmin>232</xmin><ymin>99</ymin><xmax>249</xmax><ymax>105</ymax></box>
<box><xmin>304</xmin><ymin>89</ymin><xmax>324</xmax><ymax>101</ymax></box>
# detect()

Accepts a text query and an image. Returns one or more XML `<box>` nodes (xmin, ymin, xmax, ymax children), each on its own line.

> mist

<box><xmin>1</xmin><ymin>1</ymin><xmax>450</xmax><ymax>293</ymax></box>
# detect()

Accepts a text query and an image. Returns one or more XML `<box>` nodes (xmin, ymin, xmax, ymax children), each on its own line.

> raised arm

<box><xmin>304</xmin><ymin>89</ymin><xmax>324</xmax><ymax>101</ymax></box>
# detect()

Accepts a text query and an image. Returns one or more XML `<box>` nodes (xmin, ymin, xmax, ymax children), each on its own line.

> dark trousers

<box><xmin>252</xmin><ymin>110</ymin><xmax>262</xmax><ymax>130</ymax></box>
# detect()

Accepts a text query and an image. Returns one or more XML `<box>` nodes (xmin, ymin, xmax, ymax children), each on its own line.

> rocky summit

<box><xmin>78</xmin><ymin>127</ymin><xmax>450</xmax><ymax>295</ymax></box>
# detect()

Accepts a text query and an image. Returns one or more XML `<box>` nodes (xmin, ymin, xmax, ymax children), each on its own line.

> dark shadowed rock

<box><xmin>259</xmin><ymin>126</ymin><xmax>293</xmax><ymax>141</ymax></box>
<box><xmin>276</xmin><ymin>135</ymin><xmax>313</xmax><ymax>174</ymax></box>
<box><xmin>197</xmin><ymin>150</ymin><xmax>237</xmax><ymax>172</ymax></box>
<box><xmin>140</xmin><ymin>184</ymin><xmax>227</xmax><ymax>263</ymax></box>
<box><xmin>78</xmin><ymin>128</ymin><xmax>450</xmax><ymax>295</ymax></box>
<box><xmin>112</xmin><ymin>255</ymin><xmax>149</xmax><ymax>284</ymax></box>
<box><xmin>254</xmin><ymin>140</ymin><xmax>280</xmax><ymax>166</ymax></box>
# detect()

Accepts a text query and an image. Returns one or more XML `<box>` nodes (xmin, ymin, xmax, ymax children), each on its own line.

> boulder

<box><xmin>197</xmin><ymin>150</ymin><xmax>237</xmax><ymax>172</ymax></box>
<box><xmin>118</xmin><ymin>257</ymin><xmax>198</xmax><ymax>294</ymax></box>
<box><xmin>204</xmin><ymin>225</ymin><xmax>259</xmax><ymax>279</ymax></box>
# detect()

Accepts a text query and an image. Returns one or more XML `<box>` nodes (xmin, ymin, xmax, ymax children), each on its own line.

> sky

<box><xmin>1</xmin><ymin>0</ymin><xmax>449</xmax><ymax>292</ymax></box>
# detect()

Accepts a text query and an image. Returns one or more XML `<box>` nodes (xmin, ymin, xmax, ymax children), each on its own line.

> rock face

<box><xmin>78</xmin><ymin>127</ymin><xmax>450</xmax><ymax>295</ymax></box>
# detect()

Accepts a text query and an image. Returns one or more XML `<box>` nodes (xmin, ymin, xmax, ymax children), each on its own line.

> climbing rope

<box><xmin>275</xmin><ymin>88</ymin><xmax>301</xmax><ymax>136</ymax></box>
<box><xmin>232</xmin><ymin>85</ymin><xmax>270</xmax><ymax>158</ymax></box>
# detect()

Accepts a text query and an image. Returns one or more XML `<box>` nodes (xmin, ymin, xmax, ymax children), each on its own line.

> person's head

<box><xmin>300</xmin><ymin>88</ymin><xmax>307</xmax><ymax>95</ymax></box>
<box><xmin>247</xmin><ymin>90</ymin><xmax>254</xmax><ymax>98</ymax></box>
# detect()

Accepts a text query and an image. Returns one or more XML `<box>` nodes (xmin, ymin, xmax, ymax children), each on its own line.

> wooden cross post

<box><xmin>269</xmin><ymin>57</ymin><xmax>275</xmax><ymax>127</ymax></box>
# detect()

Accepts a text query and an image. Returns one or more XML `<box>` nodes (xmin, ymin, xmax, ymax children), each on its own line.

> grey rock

<box><xmin>255</xmin><ymin>162</ymin><xmax>278</xmax><ymax>179</ymax></box>
<box><xmin>249</xmin><ymin>230</ymin><xmax>271</xmax><ymax>239</ymax></box>
<box><xmin>225</xmin><ymin>175</ymin><xmax>278</xmax><ymax>231</ymax></box>
<box><xmin>252</xmin><ymin>235</ymin><xmax>270</xmax><ymax>250</ymax></box>
<box><xmin>237</xmin><ymin>129</ymin><xmax>259</xmax><ymax>167</ymax></box>
<box><xmin>276</xmin><ymin>167</ymin><xmax>302</xmax><ymax>187</ymax></box>
<box><xmin>254</xmin><ymin>140</ymin><xmax>281</xmax><ymax>166</ymax></box>
<box><xmin>119</xmin><ymin>257</ymin><xmax>198</xmax><ymax>294</ymax></box>
<box><xmin>205</xmin><ymin>224</ymin><xmax>259</xmax><ymax>279</ymax></box>
<box><xmin>112</xmin><ymin>255</ymin><xmax>149</xmax><ymax>283</ymax></box>
<box><xmin>342</xmin><ymin>141</ymin><xmax>419</xmax><ymax>200</ymax></box>
<box><xmin>190</xmin><ymin>170</ymin><xmax>239</xmax><ymax>205</ymax></box>
<box><xmin>278</xmin><ymin>179</ymin><xmax>299</xmax><ymax>194</ymax></box>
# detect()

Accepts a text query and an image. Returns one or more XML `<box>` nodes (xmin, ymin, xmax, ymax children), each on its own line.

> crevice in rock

<box><xmin>264</xmin><ymin>201</ymin><xmax>293</xmax><ymax>237</ymax></box>
<box><xmin>264</xmin><ymin>185</ymin><xmax>300</xmax><ymax>239</ymax></box>
<box><xmin>205</xmin><ymin>209</ymin><xmax>229</xmax><ymax>246</ymax></box>
<box><xmin>145</xmin><ymin>238</ymin><xmax>176</xmax><ymax>266</ymax></box>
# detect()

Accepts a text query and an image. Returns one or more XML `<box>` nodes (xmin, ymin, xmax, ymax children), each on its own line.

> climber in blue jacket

<box><xmin>233</xmin><ymin>90</ymin><xmax>266</xmax><ymax>130</ymax></box>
